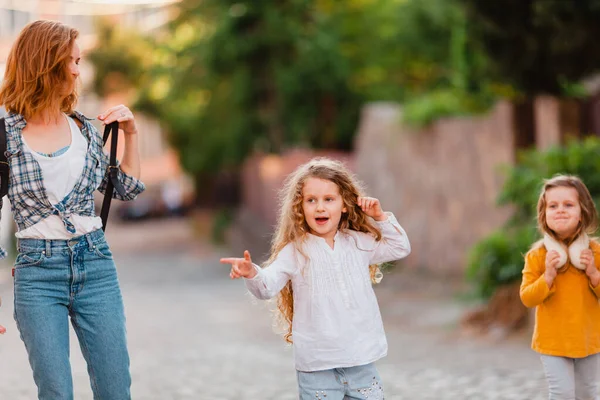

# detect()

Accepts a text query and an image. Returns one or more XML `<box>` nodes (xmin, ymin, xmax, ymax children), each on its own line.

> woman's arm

<box><xmin>96</xmin><ymin>105</ymin><xmax>144</xmax><ymax>200</ymax></box>
<box><xmin>119</xmin><ymin>133</ymin><xmax>140</xmax><ymax>179</ymax></box>
<box><xmin>0</xmin><ymin>198</ymin><xmax>7</xmax><ymax>260</ymax></box>
<box><xmin>98</xmin><ymin>104</ymin><xmax>140</xmax><ymax>179</ymax></box>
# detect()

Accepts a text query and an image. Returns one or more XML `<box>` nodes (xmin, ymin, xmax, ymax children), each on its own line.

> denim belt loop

<box><xmin>85</xmin><ymin>232</ymin><xmax>95</xmax><ymax>251</ymax></box>
<box><xmin>45</xmin><ymin>239</ymin><xmax>51</xmax><ymax>258</ymax></box>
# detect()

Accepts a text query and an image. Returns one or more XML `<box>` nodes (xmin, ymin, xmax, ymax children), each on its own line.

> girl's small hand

<box><xmin>98</xmin><ymin>105</ymin><xmax>138</xmax><ymax>136</ymax></box>
<box><xmin>544</xmin><ymin>250</ymin><xmax>560</xmax><ymax>287</ymax></box>
<box><xmin>581</xmin><ymin>249</ymin><xmax>600</xmax><ymax>283</ymax></box>
<box><xmin>357</xmin><ymin>196</ymin><xmax>386</xmax><ymax>221</ymax></box>
<box><xmin>220</xmin><ymin>250</ymin><xmax>257</xmax><ymax>279</ymax></box>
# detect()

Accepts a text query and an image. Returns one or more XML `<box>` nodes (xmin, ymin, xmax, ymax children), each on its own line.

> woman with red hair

<box><xmin>0</xmin><ymin>20</ymin><xmax>144</xmax><ymax>399</ymax></box>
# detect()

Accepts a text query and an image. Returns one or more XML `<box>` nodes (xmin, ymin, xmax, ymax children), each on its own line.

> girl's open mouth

<box><xmin>315</xmin><ymin>217</ymin><xmax>329</xmax><ymax>225</ymax></box>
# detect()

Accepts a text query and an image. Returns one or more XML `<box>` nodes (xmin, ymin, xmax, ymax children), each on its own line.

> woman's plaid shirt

<box><xmin>0</xmin><ymin>111</ymin><xmax>146</xmax><ymax>258</ymax></box>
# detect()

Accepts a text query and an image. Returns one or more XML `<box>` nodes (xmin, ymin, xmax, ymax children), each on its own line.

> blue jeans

<box><xmin>297</xmin><ymin>363</ymin><xmax>384</xmax><ymax>399</ymax></box>
<box><xmin>13</xmin><ymin>229</ymin><xmax>131</xmax><ymax>400</ymax></box>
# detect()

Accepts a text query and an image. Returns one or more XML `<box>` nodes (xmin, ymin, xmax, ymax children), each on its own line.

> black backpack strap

<box><xmin>70</xmin><ymin>115</ymin><xmax>125</xmax><ymax>231</ymax></box>
<box><xmin>99</xmin><ymin>121</ymin><xmax>126</xmax><ymax>231</ymax></box>
<box><xmin>0</xmin><ymin>118</ymin><xmax>9</xmax><ymax>198</ymax></box>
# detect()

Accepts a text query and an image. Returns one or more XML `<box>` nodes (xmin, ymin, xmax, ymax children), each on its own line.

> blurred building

<box><xmin>0</xmin><ymin>0</ymin><xmax>192</xmax><ymax>255</ymax></box>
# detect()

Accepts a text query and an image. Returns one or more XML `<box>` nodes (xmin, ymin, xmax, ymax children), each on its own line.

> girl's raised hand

<box><xmin>220</xmin><ymin>250</ymin><xmax>257</xmax><ymax>279</ymax></box>
<box><xmin>544</xmin><ymin>250</ymin><xmax>560</xmax><ymax>288</ymax></box>
<box><xmin>581</xmin><ymin>249</ymin><xmax>600</xmax><ymax>286</ymax></box>
<box><xmin>545</xmin><ymin>250</ymin><xmax>561</xmax><ymax>270</ymax></box>
<box><xmin>357</xmin><ymin>197</ymin><xmax>386</xmax><ymax>221</ymax></box>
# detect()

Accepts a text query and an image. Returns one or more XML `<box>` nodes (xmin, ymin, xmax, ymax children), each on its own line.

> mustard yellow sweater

<box><xmin>520</xmin><ymin>240</ymin><xmax>600</xmax><ymax>358</ymax></box>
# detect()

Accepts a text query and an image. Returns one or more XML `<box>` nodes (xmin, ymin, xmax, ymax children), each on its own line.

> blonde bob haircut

<box><xmin>0</xmin><ymin>20</ymin><xmax>79</xmax><ymax>119</ymax></box>
<box><xmin>536</xmin><ymin>174</ymin><xmax>598</xmax><ymax>244</ymax></box>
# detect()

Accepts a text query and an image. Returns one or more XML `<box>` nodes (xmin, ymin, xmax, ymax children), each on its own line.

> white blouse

<box><xmin>245</xmin><ymin>212</ymin><xmax>411</xmax><ymax>372</ymax></box>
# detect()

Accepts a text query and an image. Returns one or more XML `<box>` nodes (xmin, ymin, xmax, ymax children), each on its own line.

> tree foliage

<box><xmin>87</xmin><ymin>0</ymin><xmax>497</xmax><ymax>174</ymax></box>
<box><xmin>461</xmin><ymin>0</ymin><xmax>600</xmax><ymax>95</ymax></box>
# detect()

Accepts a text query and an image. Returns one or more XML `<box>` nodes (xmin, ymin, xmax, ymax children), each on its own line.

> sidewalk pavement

<box><xmin>0</xmin><ymin>216</ymin><xmax>549</xmax><ymax>399</ymax></box>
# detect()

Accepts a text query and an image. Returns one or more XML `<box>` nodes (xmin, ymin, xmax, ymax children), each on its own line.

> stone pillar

<box><xmin>534</xmin><ymin>96</ymin><xmax>561</xmax><ymax>150</ymax></box>
<box><xmin>534</xmin><ymin>96</ymin><xmax>583</xmax><ymax>150</ymax></box>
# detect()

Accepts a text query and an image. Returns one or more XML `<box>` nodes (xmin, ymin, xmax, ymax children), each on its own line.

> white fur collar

<box><xmin>543</xmin><ymin>233</ymin><xmax>590</xmax><ymax>270</ymax></box>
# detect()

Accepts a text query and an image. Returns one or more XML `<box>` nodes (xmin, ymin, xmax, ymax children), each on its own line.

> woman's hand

<box><xmin>544</xmin><ymin>250</ymin><xmax>560</xmax><ymax>288</ymax></box>
<box><xmin>98</xmin><ymin>105</ymin><xmax>138</xmax><ymax>135</ymax></box>
<box><xmin>220</xmin><ymin>250</ymin><xmax>257</xmax><ymax>279</ymax></box>
<box><xmin>357</xmin><ymin>197</ymin><xmax>386</xmax><ymax>221</ymax></box>
<box><xmin>581</xmin><ymin>249</ymin><xmax>600</xmax><ymax>287</ymax></box>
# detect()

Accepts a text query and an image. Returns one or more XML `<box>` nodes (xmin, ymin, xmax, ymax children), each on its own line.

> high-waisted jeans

<box><xmin>13</xmin><ymin>229</ymin><xmax>131</xmax><ymax>400</ymax></box>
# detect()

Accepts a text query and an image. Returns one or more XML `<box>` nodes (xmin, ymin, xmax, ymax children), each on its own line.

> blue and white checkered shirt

<box><xmin>0</xmin><ymin>110</ymin><xmax>146</xmax><ymax>258</ymax></box>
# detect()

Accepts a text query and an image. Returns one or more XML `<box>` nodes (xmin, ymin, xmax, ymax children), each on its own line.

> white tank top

<box><xmin>16</xmin><ymin>115</ymin><xmax>103</xmax><ymax>239</ymax></box>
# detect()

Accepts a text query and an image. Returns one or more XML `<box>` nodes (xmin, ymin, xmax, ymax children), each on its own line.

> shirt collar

<box><xmin>5</xmin><ymin>112</ymin><xmax>26</xmax><ymax>130</ymax></box>
<box><xmin>307</xmin><ymin>230</ymin><xmax>342</xmax><ymax>243</ymax></box>
<box><xmin>70</xmin><ymin>110</ymin><xmax>93</xmax><ymax>122</ymax></box>
<box><xmin>5</xmin><ymin>110</ymin><xmax>93</xmax><ymax>127</ymax></box>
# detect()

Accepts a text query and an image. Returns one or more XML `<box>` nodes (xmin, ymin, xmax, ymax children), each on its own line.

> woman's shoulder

<box><xmin>69</xmin><ymin>111</ymin><xmax>102</xmax><ymax>144</ymax></box>
<box><xmin>69</xmin><ymin>110</ymin><xmax>94</xmax><ymax>126</ymax></box>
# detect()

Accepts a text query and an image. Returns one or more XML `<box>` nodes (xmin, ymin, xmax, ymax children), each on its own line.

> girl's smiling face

<box><xmin>301</xmin><ymin>177</ymin><xmax>347</xmax><ymax>246</ymax></box>
<box><xmin>545</xmin><ymin>186</ymin><xmax>582</xmax><ymax>239</ymax></box>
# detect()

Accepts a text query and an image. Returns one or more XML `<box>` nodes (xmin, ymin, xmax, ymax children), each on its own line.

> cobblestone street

<box><xmin>0</xmin><ymin>218</ymin><xmax>549</xmax><ymax>399</ymax></box>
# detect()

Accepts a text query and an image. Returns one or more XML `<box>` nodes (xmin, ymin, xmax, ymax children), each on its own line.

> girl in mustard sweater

<box><xmin>521</xmin><ymin>175</ymin><xmax>600</xmax><ymax>400</ymax></box>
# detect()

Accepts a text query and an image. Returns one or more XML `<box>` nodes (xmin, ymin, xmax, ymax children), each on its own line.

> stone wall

<box><xmin>354</xmin><ymin>101</ymin><xmax>515</xmax><ymax>274</ymax></box>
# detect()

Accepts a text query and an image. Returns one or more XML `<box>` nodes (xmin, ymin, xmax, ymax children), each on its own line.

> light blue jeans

<box><xmin>297</xmin><ymin>363</ymin><xmax>384</xmax><ymax>400</ymax></box>
<box><xmin>13</xmin><ymin>229</ymin><xmax>131</xmax><ymax>400</ymax></box>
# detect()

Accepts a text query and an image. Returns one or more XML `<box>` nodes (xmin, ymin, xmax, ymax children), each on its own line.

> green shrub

<box><xmin>211</xmin><ymin>208</ymin><xmax>233</xmax><ymax>245</ymax></box>
<box><xmin>467</xmin><ymin>225</ymin><xmax>538</xmax><ymax>298</ymax></box>
<box><xmin>499</xmin><ymin>137</ymin><xmax>600</xmax><ymax>219</ymax></box>
<box><xmin>402</xmin><ymin>89</ymin><xmax>494</xmax><ymax>128</ymax></box>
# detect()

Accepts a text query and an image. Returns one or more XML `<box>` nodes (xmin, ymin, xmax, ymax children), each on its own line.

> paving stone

<box><xmin>0</xmin><ymin>219</ymin><xmax>573</xmax><ymax>399</ymax></box>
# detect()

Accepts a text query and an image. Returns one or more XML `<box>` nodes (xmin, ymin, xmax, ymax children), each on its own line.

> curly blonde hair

<box><xmin>0</xmin><ymin>20</ymin><xmax>79</xmax><ymax>119</ymax></box>
<box><xmin>265</xmin><ymin>157</ymin><xmax>383</xmax><ymax>343</ymax></box>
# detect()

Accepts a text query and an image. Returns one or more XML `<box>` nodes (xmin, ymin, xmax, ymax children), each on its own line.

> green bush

<box><xmin>402</xmin><ymin>88</ymin><xmax>494</xmax><ymax>127</ymax></box>
<box><xmin>211</xmin><ymin>208</ymin><xmax>233</xmax><ymax>245</ymax></box>
<box><xmin>467</xmin><ymin>225</ymin><xmax>538</xmax><ymax>298</ymax></box>
<box><xmin>499</xmin><ymin>137</ymin><xmax>600</xmax><ymax>220</ymax></box>
<box><xmin>468</xmin><ymin>137</ymin><xmax>600</xmax><ymax>298</ymax></box>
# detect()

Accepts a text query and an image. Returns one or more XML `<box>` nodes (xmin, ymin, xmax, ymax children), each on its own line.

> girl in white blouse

<box><xmin>221</xmin><ymin>157</ymin><xmax>410</xmax><ymax>399</ymax></box>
